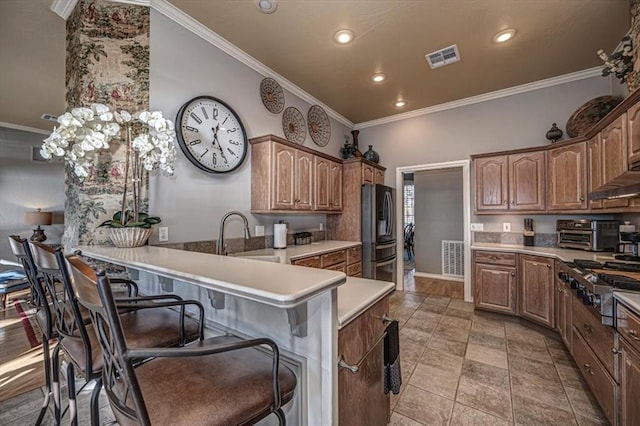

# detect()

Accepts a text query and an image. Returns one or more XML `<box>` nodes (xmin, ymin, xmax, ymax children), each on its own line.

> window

<box><xmin>403</xmin><ymin>182</ymin><xmax>414</xmax><ymax>226</ymax></box>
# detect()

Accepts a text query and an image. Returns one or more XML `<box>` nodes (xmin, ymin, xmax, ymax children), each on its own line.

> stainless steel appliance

<box><xmin>556</xmin><ymin>219</ymin><xmax>619</xmax><ymax>251</ymax></box>
<box><xmin>362</xmin><ymin>184</ymin><xmax>396</xmax><ymax>283</ymax></box>
<box><xmin>557</xmin><ymin>259</ymin><xmax>640</xmax><ymax>326</ymax></box>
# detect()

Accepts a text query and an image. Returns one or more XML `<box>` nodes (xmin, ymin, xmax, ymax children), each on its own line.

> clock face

<box><xmin>176</xmin><ymin>96</ymin><xmax>248</xmax><ymax>173</ymax></box>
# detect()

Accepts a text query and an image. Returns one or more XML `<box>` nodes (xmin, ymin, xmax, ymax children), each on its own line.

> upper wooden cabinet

<box><xmin>362</xmin><ymin>163</ymin><xmax>375</xmax><ymax>184</ymax></box>
<box><xmin>474</xmin><ymin>151</ymin><xmax>545</xmax><ymax>212</ymax></box>
<box><xmin>601</xmin><ymin>113</ymin><xmax>628</xmax><ymax>184</ymax></box>
<box><xmin>250</xmin><ymin>134</ymin><xmax>343</xmax><ymax>214</ymax></box>
<box><xmin>547</xmin><ymin>142</ymin><xmax>587</xmax><ymax>210</ymax></box>
<box><xmin>627</xmin><ymin>100</ymin><xmax>640</xmax><ymax>168</ymax></box>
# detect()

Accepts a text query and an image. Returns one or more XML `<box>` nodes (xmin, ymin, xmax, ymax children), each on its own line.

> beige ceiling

<box><xmin>0</xmin><ymin>0</ymin><xmax>630</xmax><ymax>131</ymax></box>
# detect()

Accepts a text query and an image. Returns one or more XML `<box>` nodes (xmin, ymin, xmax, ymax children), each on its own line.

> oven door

<box><xmin>373</xmin><ymin>256</ymin><xmax>397</xmax><ymax>284</ymax></box>
<box><xmin>557</xmin><ymin>230</ymin><xmax>593</xmax><ymax>250</ymax></box>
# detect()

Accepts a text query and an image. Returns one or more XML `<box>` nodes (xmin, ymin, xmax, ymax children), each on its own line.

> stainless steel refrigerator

<box><xmin>362</xmin><ymin>183</ymin><xmax>397</xmax><ymax>283</ymax></box>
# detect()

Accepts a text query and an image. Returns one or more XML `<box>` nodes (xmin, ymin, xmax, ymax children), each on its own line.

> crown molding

<box><xmin>0</xmin><ymin>122</ymin><xmax>51</xmax><ymax>135</ymax></box>
<box><xmin>50</xmin><ymin>0</ymin><xmax>78</xmax><ymax>19</ymax></box>
<box><xmin>354</xmin><ymin>67</ymin><xmax>603</xmax><ymax>129</ymax></box>
<box><xmin>149</xmin><ymin>0</ymin><xmax>354</xmax><ymax>128</ymax></box>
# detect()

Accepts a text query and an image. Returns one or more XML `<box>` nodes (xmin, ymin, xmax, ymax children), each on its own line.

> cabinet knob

<box><xmin>628</xmin><ymin>330</ymin><xmax>640</xmax><ymax>341</ymax></box>
<box><xmin>583</xmin><ymin>363</ymin><xmax>594</xmax><ymax>375</ymax></box>
<box><xmin>580</xmin><ymin>196</ymin><xmax>585</xmax><ymax>201</ymax></box>
<box><xmin>583</xmin><ymin>323</ymin><xmax>593</xmax><ymax>333</ymax></box>
<box><xmin>511</xmin><ymin>200</ymin><xmax>515</xmax><ymax>205</ymax></box>
<box><xmin>503</xmin><ymin>201</ymin><xmax>508</xmax><ymax>205</ymax></box>
<box><xmin>612</xmin><ymin>347</ymin><xmax>621</xmax><ymax>355</ymax></box>
<box><xmin>510</xmin><ymin>271</ymin><xmax>516</xmax><ymax>276</ymax></box>
<box><xmin>546</xmin><ymin>264</ymin><xmax>552</xmax><ymax>269</ymax></box>
<box><xmin>557</xmin><ymin>288</ymin><xmax>563</xmax><ymax>293</ymax></box>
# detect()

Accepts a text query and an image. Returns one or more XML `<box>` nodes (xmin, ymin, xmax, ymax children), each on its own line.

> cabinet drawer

<box><xmin>347</xmin><ymin>246</ymin><xmax>362</xmax><ymax>265</ymax></box>
<box><xmin>572</xmin><ymin>328</ymin><xmax>617</xmax><ymax>425</ymax></box>
<box><xmin>617</xmin><ymin>303</ymin><xmax>640</xmax><ymax>353</ymax></box>
<box><xmin>322</xmin><ymin>249</ymin><xmax>346</xmax><ymax>267</ymax></box>
<box><xmin>573</xmin><ymin>295</ymin><xmax>615</xmax><ymax>377</ymax></box>
<box><xmin>326</xmin><ymin>262</ymin><xmax>346</xmax><ymax>273</ymax></box>
<box><xmin>473</xmin><ymin>250</ymin><xmax>516</xmax><ymax>266</ymax></box>
<box><xmin>347</xmin><ymin>262</ymin><xmax>362</xmax><ymax>277</ymax></box>
<box><xmin>292</xmin><ymin>255</ymin><xmax>321</xmax><ymax>268</ymax></box>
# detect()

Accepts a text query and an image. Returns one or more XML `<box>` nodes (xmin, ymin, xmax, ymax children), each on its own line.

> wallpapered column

<box><xmin>632</xmin><ymin>0</ymin><xmax>640</xmax><ymax>89</ymax></box>
<box><xmin>64</xmin><ymin>0</ymin><xmax>149</xmax><ymax>250</ymax></box>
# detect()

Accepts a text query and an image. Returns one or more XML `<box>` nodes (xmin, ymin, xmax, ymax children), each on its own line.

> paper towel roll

<box><xmin>274</xmin><ymin>223</ymin><xmax>287</xmax><ymax>249</ymax></box>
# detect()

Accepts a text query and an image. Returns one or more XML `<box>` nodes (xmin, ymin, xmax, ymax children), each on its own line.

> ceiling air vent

<box><xmin>425</xmin><ymin>44</ymin><xmax>461</xmax><ymax>69</ymax></box>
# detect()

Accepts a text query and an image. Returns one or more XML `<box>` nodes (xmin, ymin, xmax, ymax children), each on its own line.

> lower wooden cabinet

<box><xmin>338</xmin><ymin>296</ymin><xmax>389</xmax><ymax>425</ymax></box>
<box><xmin>555</xmin><ymin>267</ymin><xmax>573</xmax><ymax>352</ymax></box>
<box><xmin>473</xmin><ymin>263</ymin><xmax>517</xmax><ymax>315</ymax></box>
<box><xmin>620</xmin><ymin>337</ymin><xmax>640</xmax><ymax>426</ymax></box>
<box><xmin>518</xmin><ymin>254</ymin><xmax>554</xmax><ymax>328</ymax></box>
<box><xmin>291</xmin><ymin>245</ymin><xmax>362</xmax><ymax>277</ymax></box>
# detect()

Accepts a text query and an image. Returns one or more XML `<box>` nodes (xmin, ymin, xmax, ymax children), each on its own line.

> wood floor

<box><xmin>0</xmin><ymin>291</ymin><xmax>45</xmax><ymax>402</ymax></box>
<box><xmin>403</xmin><ymin>269</ymin><xmax>464</xmax><ymax>299</ymax></box>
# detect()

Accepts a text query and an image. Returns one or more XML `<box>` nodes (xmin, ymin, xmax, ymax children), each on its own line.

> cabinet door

<box><xmin>601</xmin><ymin>114</ymin><xmax>628</xmax><ymax>185</ymax></box>
<box><xmin>621</xmin><ymin>338</ymin><xmax>640</xmax><ymax>426</ymax></box>
<box><xmin>374</xmin><ymin>168</ymin><xmax>385</xmax><ymax>184</ymax></box>
<box><xmin>362</xmin><ymin>164</ymin><xmax>374</xmax><ymax>184</ymax></box>
<box><xmin>473</xmin><ymin>263</ymin><xmax>517</xmax><ymax>315</ymax></box>
<box><xmin>556</xmin><ymin>277</ymin><xmax>572</xmax><ymax>352</ymax></box>
<box><xmin>314</xmin><ymin>157</ymin><xmax>331</xmax><ymax>210</ymax></box>
<box><xmin>295</xmin><ymin>151</ymin><xmax>314</xmax><ymax>210</ymax></box>
<box><xmin>509</xmin><ymin>151</ymin><xmax>546</xmax><ymax>211</ymax></box>
<box><xmin>547</xmin><ymin>143</ymin><xmax>587</xmax><ymax>210</ymax></box>
<box><xmin>271</xmin><ymin>143</ymin><xmax>296</xmax><ymax>210</ymax></box>
<box><xmin>330</xmin><ymin>161</ymin><xmax>343</xmax><ymax>211</ymax></box>
<box><xmin>629</xmin><ymin>100</ymin><xmax>640</xmax><ymax>168</ymax></box>
<box><xmin>518</xmin><ymin>255</ymin><xmax>554</xmax><ymax>328</ymax></box>
<box><xmin>589</xmin><ymin>132</ymin><xmax>629</xmax><ymax>209</ymax></box>
<box><xmin>474</xmin><ymin>156</ymin><xmax>508</xmax><ymax>211</ymax></box>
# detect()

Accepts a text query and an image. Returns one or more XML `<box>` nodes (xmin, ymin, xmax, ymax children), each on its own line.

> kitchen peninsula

<box><xmin>74</xmin><ymin>244</ymin><xmax>395</xmax><ymax>425</ymax></box>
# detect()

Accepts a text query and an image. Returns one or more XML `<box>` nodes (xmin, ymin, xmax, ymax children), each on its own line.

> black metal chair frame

<box><xmin>67</xmin><ymin>258</ymin><xmax>288</xmax><ymax>426</ymax></box>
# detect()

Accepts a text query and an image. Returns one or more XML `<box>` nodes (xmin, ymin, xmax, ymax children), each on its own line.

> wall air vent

<box><xmin>425</xmin><ymin>44</ymin><xmax>461</xmax><ymax>69</ymax></box>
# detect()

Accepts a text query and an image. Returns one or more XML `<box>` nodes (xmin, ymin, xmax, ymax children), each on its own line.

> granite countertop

<box><xmin>337</xmin><ymin>277</ymin><xmax>395</xmax><ymax>329</ymax></box>
<box><xmin>234</xmin><ymin>240</ymin><xmax>361</xmax><ymax>264</ymax></box>
<box><xmin>471</xmin><ymin>242</ymin><xmax>621</xmax><ymax>263</ymax></box>
<box><xmin>614</xmin><ymin>292</ymin><xmax>640</xmax><ymax>316</ymax></box>
<box><xmin>74</xmin><ymin>245</ymin><xmax>346</xmax><ymax>308</ymax></box>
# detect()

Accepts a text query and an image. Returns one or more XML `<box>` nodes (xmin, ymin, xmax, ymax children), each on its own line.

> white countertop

<box><xmin>471</xmin><ymin>242</ymin><xmax>621</xmax><ymax>263</ymax></box>
<box><xmin>337</xmin><ymin>277</ymin><xmax>395</xmax><ymax>329</ymax></box>
<box><xmin>614</xmin><ymin>292</ymin><xmax>640</xmax><ymax>316</ymax></box>
<box><xmin>74</xmin><ymin>245</ymin><xmax>346</xmax><ymax>308</ymax></box>
<box><xmin>235</xmin><ymin>240</ymin><xmax>361</xmax><ymax>264</ymax></box>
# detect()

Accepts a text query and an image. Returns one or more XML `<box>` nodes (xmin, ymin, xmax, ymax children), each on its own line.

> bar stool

<box><xmin>66</xmin><ymin>254</ymin><xmax>298</xmax><ymax>426</ymax></box>
<box><xmin>29</xmin><ymin>242</ymin><xmax>205</xmax><ymax>426</ymax></box>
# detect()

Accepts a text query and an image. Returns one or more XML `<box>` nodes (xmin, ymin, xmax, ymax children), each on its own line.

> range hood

<box><xmin>589</xmin><ymin>170</ymin><xmax>640</xmax><ymax>200</ymax></box>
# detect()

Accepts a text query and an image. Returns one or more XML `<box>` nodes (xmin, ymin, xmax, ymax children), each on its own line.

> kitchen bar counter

<box><xmin>471</xmin><ymin>242</ymin><xmax>621</xmax><ymax>263</ymax></box>
<box><xmin>74</xmin><ymin>245</ymin><xmax>346</xmax><ymax>308</ymax></box>
<box><xmin>234</xmin><ymin>240</ymin><xmax>361</xmax><ymax>263</ymax></box>
<box><xmin>337</xmin><ymin>277</ymin><xmax>395</xmax><ymax>329</ymax></box>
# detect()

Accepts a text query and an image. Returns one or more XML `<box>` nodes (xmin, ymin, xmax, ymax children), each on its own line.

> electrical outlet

<box><xmin>255</xmin><ymin>225</ymin><xmax>265</xmax><ymax>237</ymax></box>
<box><xmin>503</xmin><ymin>222</ymin><xmax>511</xmax><ymax>232</ymax></box>
<box><xmin>158</xmin><ymin>227</ymin><xmax>169</xmax><ymax>242</ymax></box>
<box><xmin>470</xmin><ymin>223</ymin><xmax>484</xmax><ymax>232</ymax></box>
<box><xmin>319</xmin><ymin>223</ymin><xmax>324</xmax><ymax>231</ymax></box>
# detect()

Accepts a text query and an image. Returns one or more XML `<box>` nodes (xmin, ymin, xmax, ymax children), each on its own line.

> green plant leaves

<box><xmin>97</xmin><ymin>210</ymin><xmax>161</xmax><ymax>228</ymax></box>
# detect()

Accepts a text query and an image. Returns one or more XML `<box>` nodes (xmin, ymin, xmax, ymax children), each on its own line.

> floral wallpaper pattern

<box><xmin>632</xmin><ymin>0</ymin><xmax>640</xmax><ymax>89</ymax></box>
<box><xmin>64</xmin><ymin>0</ymin><xmax>149</xmax><ymax>251</ymax></box>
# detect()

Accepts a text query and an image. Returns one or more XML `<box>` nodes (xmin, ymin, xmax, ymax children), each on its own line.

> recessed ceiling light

<box><xmin>371</xmin><ymin>73</ymin><xmax>386</xmax><ymax>83</ymax></box>
<box><xmin>334</xmin><ymin>29</ymin><xmax>355</xmax><ymax>44</ymax></box>
<box><xmin>492</xmin><ymin>28</ymin><xmax>516</xmax><ymax>43</ymax></box>
<box><xmin>395</xmin><ymin>100</ymin><xmax>406</xmax><ymax>108</ymax></box>
<box><xmin>256</xmin><ymin>0</ymin><xmax>277</xmax><ymax>14</ymax></box>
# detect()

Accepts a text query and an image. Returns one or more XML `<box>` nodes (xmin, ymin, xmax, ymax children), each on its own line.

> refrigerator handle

<box><xmin>385</xmin><ymin>191</ymin><xmax>393</xmax><ymax>236</ymax></box>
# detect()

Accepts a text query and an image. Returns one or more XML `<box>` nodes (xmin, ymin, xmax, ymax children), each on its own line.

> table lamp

<box><xmin>24</xmin><ymin>208</ymin><xmax>53</xmax><ymax>242</ymax></box>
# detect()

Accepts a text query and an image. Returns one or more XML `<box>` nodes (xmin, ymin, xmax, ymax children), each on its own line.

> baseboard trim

<box><xmin>414</xmin><ymin>272</ymin><xmax>464</xmax><ymax>282</ymax></box>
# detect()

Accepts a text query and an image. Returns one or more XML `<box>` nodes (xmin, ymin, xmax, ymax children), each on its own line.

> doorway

<box><xmin>395</xmin><ymin>160</ymin><xmax>472</xmax><ymax>302</ymax></box>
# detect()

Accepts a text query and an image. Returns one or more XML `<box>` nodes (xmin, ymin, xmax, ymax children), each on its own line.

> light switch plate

<box><xmin>255</xmin><ymin>225</ymin><xmax>265</xmax><ymax>237</ymax></box>
<box><xmin>470</xmin><ymin>223</ymin><xmax>484</xmax><ymax>232</ymax></box>
<box><xmin>503</xmin><ymin>222</ymin><xmax>511</xmax><ymax>232</ymax></box>
<box><xmin>158</xmin><ymin>227</ymin><xmax>169</xmax><ymax>242</ymax></box>
<box><xmin>319</xmin><ymin>223</ymin><xmax>324</xmax><ymax>231</ymax></box>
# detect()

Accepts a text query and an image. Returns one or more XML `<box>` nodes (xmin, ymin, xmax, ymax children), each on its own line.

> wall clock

<box><xmin>176</xmin><ymin>96</ymin><xmax>248</xmax><ymax>173</ymax></box>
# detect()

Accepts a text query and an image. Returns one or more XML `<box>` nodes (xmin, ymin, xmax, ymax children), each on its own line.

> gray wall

<box><xmin>414</xmin><ymin>168</ymin><xmax>463</xmax><ymax>274</ymax></box>
<box><xmin>0</xmin><ymin>127</ymin><xmax>64</xmax><ymax>262</ymax></box>
<box><xmin>149</xmin><ymin>11</ymin><xmax>352</xmax><ymax>243</ymax></box>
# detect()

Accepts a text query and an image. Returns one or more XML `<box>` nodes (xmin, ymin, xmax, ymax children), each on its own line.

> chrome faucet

<box><xmin>217</xmin><ymin>211</ymin><xmax>251</xmax><ymax>255</ymax></box>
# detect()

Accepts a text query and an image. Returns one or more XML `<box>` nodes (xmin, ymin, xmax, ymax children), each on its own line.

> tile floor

<box><xmin>388</xmin><ymin>290</ymin><xmax>609</xmax><ymax>426</ymax></box>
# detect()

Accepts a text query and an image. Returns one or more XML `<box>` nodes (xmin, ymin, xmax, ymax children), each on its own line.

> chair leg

<box><xmin>35</xmin><ymin>335</ymin><xmax>52</xmax><ymax>426</ymax></box>
<box><xmin>67</xmin><ymin>362</ymin><xmax>78</xmax><ymax>426</ymax></box>
<box><xmin>52</xmin><ymin>344</ymin><xmax>62</xmax><ymax>425</ymax></box>
<box><xmin>90</xmin><ymin>377</ymin><xmax>103</xmax><ymax>426</ymax></box>
<box><xmin>274</xmin><ymin>408</ymin><xmax>286</xmax><ymax>426</ymax></box>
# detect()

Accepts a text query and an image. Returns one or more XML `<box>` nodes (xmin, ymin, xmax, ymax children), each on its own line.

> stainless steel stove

<box><xmin>557</xmin><ymin>259</ymin><xmax>640</xmax><ymax>326</ymax></box>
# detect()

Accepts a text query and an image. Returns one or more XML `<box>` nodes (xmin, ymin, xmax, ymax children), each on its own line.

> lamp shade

<box><xmin>24</xmin><ymin>209</ymin><xmax>53</xmax><ymax>226</ymax></box>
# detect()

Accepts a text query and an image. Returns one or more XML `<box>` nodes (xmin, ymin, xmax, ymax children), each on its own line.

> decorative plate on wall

<box><xmin>282</xmin><ymin>106</ymin><xmax>306</xmax><ymax>144</ymax></box>
<box><xmin>260</xmin><ymin>77</ymin><xmax>285</xmax><ymax>114</ymax></box>
<box><xmin>565</xmin><ymin>95</ymin><xmax>622</xmax><ymax>138</ymax></box>
<box><xmin>307</xmin><ymin>105</ymin><xmax>331</xmax><ymax>147</ymax></box>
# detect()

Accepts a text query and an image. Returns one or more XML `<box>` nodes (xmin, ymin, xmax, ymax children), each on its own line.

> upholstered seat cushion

<box><xmin>62</xmin><ymin>307</ymin><xmax>200</xmax><ymax>375</ymax></box>
<box><xmin>112</xmin><ymin>336</ymin><xmax>297</xmax><ymax>426</ymax></box>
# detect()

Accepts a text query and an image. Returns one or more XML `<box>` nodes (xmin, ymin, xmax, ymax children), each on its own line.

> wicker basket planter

<box><xmin>106</xmin><ymin>227</ymin><xmax>151</xmax><ymax>248</ymax></box>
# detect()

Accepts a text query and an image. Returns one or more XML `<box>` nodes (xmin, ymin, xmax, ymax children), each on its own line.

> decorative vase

<box><xmin>545</xmin><ymin>123</ymin><xmax>563</xmax><ymax>143</ymax></box>
<box><xmin>107</xmin><ymin>227</ymin><xmax>151</xmax><ymax>248</ymax></box>
<box><xmin>363</xmin><ymin>145</ymin><xmax>380</xmax><ymax>163</ymax></box>
<box><xmin>351</xmin><ymin>130</ymin><xmax>362</xmax><ymax>158</ymax></box>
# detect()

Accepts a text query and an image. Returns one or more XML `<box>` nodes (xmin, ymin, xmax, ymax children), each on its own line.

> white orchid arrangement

<box><xmin>41</xmin><ymin>103</ymin><xmax>177</xmax><ymax>228</ymax></box>
<box><xmin>597</xmin><ymin>35</ymin><xmax>633</xmax><ymax>84</ymax></box>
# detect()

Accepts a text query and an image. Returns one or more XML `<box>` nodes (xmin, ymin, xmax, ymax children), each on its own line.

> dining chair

<box><xmin>29</xmin><ymin>242</ymin><xmax>204</xmax><ymax>426</ymax></box>
<box><xmin>66</xmin><ymin>254</ymin><xmax>298</xmax><ymax>426</ymax></box>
